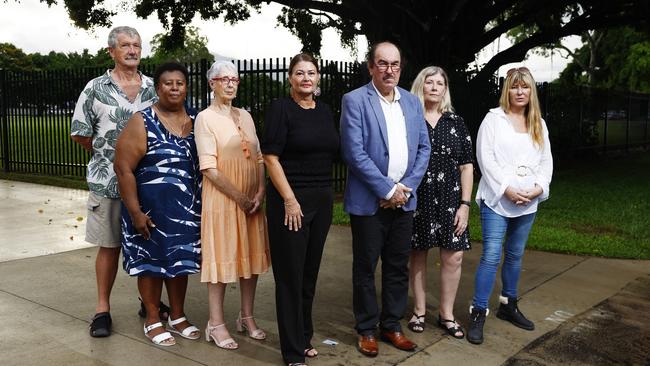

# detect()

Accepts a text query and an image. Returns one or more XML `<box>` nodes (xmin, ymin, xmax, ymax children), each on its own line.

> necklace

<box><xmin>154</xmin><ymin>105</ymin><xmax>189</xmax><ymax>137</ymax></box>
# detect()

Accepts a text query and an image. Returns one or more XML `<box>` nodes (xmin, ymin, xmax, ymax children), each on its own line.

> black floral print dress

<box><xmin>411</xmin><ymin>112</ymin><xmax>473</xmax><ymax>251</ymax></box>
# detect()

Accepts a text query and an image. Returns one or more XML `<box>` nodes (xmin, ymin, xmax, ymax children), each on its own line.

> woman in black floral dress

<box><xmin>407</xmin><ymin>66</ymin><xmax>474</xmax><ymax>339</ymax></box>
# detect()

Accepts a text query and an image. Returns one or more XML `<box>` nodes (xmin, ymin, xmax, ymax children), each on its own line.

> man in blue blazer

<box><xmin>340</xmin><ymin>41</ymin><xmax>431</xmax><ymax>357</ymax></box>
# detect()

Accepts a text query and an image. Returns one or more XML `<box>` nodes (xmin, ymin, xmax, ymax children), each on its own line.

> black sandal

<box><xmin>437</xmin><ymin>315</ymin><xmax>464</xmax><ymax>339</ymax></box>
<box><xmin>89</xmin><ymin>312</ymin><xmax>112</xmax><ymax>337</ymax></box>
<box><xmin>407</xmin><ymin>312</ymin><xmax>426</xmax><ymax>333</ymax></box>
<box><xmin>137</xmin><ymin>297</ymin><xmax>171</xmax><ymax>321</ymax></box>
<box><xmin>304</xmin><ymin>346</ymin><xmax>318</xmax><ymax>358</ymax></box>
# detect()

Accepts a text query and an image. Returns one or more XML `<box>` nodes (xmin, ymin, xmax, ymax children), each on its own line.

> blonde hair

<box><xmin>410</xmin><ymin>66</ymin><xmax>454</xmax><ymax>113</ymax></box>
<box><xmin>499</xmin><ymin>68</ymin><xmax>544</xmax><ymax>148</ymax></box>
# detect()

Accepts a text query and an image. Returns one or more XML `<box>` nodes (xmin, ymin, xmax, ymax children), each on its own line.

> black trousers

<box><xmin>266</xmin><ymin>184</ymin><xmax>333</xmax><ymax>364</ymax></box>
<box><xmin>351</xmin><ymin>208</ymin><xmax>414</xmax><ymax>335</ymax></box>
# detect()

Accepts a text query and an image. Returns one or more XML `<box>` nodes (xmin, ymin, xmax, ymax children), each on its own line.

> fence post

<box><xmin>603</xmin><ymin>90</ymin><xmax>608</xmax><ymax>153</ymax></box>
<box><xmin>200</xmin><ymin>59</ymin><xmax>209</xmax><ymax>110</ymax></box>
<box><xmin>626</xmin><ymin>91</ymin><xmax>631</xmax><ymax>154</ymax></box>
<box><xmin>643</xmin><ymin>95</ymin><xmax>650</xmax><ymax>148</ymax></box>
<box><xmin>578</xmin><ymin>85</ymin><xmax>583</xmax><ymax>144</ymax></box>
<box><xmin>0</xmin><ymin>69</ymin><xmax>9</xmax><ymax>173</ymax></box>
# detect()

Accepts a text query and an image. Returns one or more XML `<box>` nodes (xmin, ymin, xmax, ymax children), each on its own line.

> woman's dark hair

<box><xmin>153</xmin><ymin>61</ymin><xmax>189</xmax><ymax>88</ymax></box>
<box><xmin>288</xmin><ymin>53</ymin><xmax>319</xmax><ymax>75</ymax></box>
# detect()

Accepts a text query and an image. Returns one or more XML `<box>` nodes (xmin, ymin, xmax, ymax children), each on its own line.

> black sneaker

<box><xmin>467</xmin><ymin>306</ymin><xmax>488</xmax><ymax>345</ymax></box>
<box><xmin>89</xmin><ymin>312</ymin><xmax>112</xmax><ymax>337</ymax></box>
<box><xmin>496</xmin><ymin>296</ymin><xmax>535</xmax><ymax>331</ymax></box>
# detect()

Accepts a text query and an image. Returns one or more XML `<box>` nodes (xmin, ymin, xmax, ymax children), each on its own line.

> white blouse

<box><xmin>475</xmin><ymin>107</ymin><xmax>553</xmax><ymax>217</ymax></box>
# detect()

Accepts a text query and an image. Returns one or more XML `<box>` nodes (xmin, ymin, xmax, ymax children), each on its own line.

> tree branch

<box><xmin>268</xmin><ymin>0</ymin><xmax>348</xmax><ymax>18</ymax></box>
<box><xmin>392</xmin><ymin>2</ymin><xmax>431</xmax><ymax>33</ymax></box>
<box><xmin>306</xmin><ymin>9</ymin><xmax>336</xmax><ymax>23</ymax></box>
<box><xmin>473</xmin><ymin>9</ymin><xmax>644</xmax><ymax>82</ymax></box>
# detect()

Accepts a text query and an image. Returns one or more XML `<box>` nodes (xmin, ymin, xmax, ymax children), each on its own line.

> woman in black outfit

<box><xmin>262</xmin><ymin>53</ymin><xmax>339</xmax><ymax>366</ymax></box>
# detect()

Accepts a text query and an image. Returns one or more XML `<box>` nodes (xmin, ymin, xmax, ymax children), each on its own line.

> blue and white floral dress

<box><xmin>121</xmin><ymin>106</ymin><xmax>202</xmax><ymax>277</ymax></box>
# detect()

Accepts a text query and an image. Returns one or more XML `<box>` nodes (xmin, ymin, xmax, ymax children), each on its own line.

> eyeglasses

<box><xmin>212</xmin><ymin>77</ymin><xmax>240</xmax><ymax>85</ymax></box>
<box><xmin>375</xmin><ymin>62</ymin><xmax>401</xmax><ymax>72</ymax></box>
<box><xmin>506</xmin><ymin>67</ymin><xmax>530</xmax><ymax>77</ymax></box>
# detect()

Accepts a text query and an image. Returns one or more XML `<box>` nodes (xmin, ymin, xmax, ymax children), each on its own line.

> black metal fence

<box><xmin>1</xmin><ymin>59</ymin><xmax>649</xmax><ymax>192</ymax></box>
<box><xmin>0</xmin><ymin>58</ymin><xmax>363</xmax><ymax>192</ymax></box>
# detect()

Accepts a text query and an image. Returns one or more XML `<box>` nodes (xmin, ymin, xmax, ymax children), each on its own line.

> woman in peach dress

<box><xmin>195</xmin><ymin>60</ymin><xmax>270</xmax><ymax>350</ymax></box>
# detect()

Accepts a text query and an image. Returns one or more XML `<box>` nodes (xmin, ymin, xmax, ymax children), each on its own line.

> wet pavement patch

<box><xmin>504</xmin><ymin>275</ymin><xmax>650</xmax><ymax>366</ymax></box>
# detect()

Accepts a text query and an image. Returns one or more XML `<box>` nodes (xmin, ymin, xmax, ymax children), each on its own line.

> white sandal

<box><xmin>236</xmin><ymin>312</ymin><xmax>266</xmax><ymax>340</ymax></box>
<box><xmin>205</xmin><ymin>322</ymin><xmax>238</xmax><ymax>350</ymax></box>
<box><xmin>166</xmin><ymin>316</ymin><xmax>200</xmax><ymax>340</ymax></box>
<box><xmin>144</xmin><ymin>322</ymin><xmax>176</xmax><ymax>346</ymax></box>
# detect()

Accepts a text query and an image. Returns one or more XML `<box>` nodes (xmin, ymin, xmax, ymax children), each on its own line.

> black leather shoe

<box><xmin>496</xmin><ymin>296</ymin><xmax>535</xmax><ymax>330</ymax></box>
<box><xmin>467</xmin><ymin>306</ymin><xmax>487</xmax><ymax>345</ymax></box>
<box><xmin>89</xmin><ymin>312</ymin><xmax>112</xmax><ymax>337</ymax></box>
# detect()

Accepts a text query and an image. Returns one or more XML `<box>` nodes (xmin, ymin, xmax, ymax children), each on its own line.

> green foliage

<box><xmin>277</xmin><ymin>8</ymin><xmax>326</xmax><ymax>57</ymax></box>
<box><xmin>0</xmin><ymin>43</ymin><xmax>113</xmax><ymax>72</ymax></box>
<box><xmin>133</xmin><ymin>0</ymin><xmax>257</xmax><ymax>58</ymax></box>
<box><xmin>0</xmin><ymin>43</ymin><xmax>36</xmax><ymax>71</ymax></box>
<box><xmin>619</xmin><ymin>42</ymin><xmax>650</xmax><ymax>92</ymax></box>
<box><xmin>54</xmin><ymin>0</ymin><xmax>115</xmax><ymax>29</ymax></box>
<box><xmin>557</xmin><ymin>27</ymin><xmax>650</xmax><ymax>92</ymax></box>
<box><xmin>148</xmin><ymin>26</ymin><xmax>215</xmax><ymax>64</ymax></box>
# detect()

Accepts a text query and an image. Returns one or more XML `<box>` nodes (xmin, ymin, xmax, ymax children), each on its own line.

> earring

<box><xmin>313</xmin><ymin>86</ymin><xmax>321</xmax><ymax>97</ymax></box>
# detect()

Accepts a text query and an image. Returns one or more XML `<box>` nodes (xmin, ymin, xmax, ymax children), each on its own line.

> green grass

<box><xmin>1</xmin><ymin>115</ymin><xmax>89</xmax><ymax>169</ymax></box>
<box><xmin>0</xmin><ymin>171</ymin><xmax>88</xmax><ymax>190</ymax></box>
<box><xmin>332</xmin><ymin>153</ymin><xmax>650</xmax><ymax>260</ymax></box>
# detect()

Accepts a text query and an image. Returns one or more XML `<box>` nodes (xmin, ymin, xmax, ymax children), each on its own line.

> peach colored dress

<box><xmin>195</xmin><ymin>106</ymin><xmax>270</xmax><ymax>283</ymax></box>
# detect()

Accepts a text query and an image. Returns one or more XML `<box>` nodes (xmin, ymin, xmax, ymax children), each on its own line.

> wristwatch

<box><xmin>459</xmin><ymin>200</ymin><xmax>472</xmax><ymax>207</ymax></box>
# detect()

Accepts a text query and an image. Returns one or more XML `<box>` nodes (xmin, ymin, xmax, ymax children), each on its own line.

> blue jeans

<box><xmin>472</xmin><ymin>201</ymin><xmax>536</xmax><ymax>310</ymax></box>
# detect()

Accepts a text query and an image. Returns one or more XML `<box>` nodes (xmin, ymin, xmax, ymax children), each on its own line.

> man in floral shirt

<box><xmin>71</xmin><ymin>26</ymin><xmax>157</xmax><ymax>337</ymax></box>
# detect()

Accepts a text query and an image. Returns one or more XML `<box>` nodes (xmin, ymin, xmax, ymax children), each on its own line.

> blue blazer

<box><xmin>340</xmin><ymin>82</ymin><xmax>431</xmax><ymax>216</ymax></box>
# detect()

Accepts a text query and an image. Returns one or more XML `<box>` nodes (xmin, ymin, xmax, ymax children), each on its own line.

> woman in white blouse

<box><xmin>466</xmin><ymin>67</ymin><xmax>553</xmax><ymax>345</ymax></box>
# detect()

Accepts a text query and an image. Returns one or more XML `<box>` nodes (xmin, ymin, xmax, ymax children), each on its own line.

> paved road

<box><xmin>1</xmin><ymin>179</ymin><xmax>648</xmax><ymax>365</ymax></box>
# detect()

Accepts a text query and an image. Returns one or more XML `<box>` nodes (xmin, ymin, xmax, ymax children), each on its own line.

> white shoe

<box><xmin>167</xmin><ymin>316</ymin><xmax>200</xmax><ymax>340</ymax></box>
<box><xmin>144</xmin><ymin>322</ymin><xmax>176</xmax><ymax>346</ymax></box>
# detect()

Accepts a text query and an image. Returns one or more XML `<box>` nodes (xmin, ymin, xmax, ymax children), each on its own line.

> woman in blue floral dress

<box><xmin>115</xmin><ymin>62</ymin><xmax>201</xmax><ymax>347</ymax></box>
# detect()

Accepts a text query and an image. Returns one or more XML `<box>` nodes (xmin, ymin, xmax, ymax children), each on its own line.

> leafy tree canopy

<box><xmin>149</xmin><ymin>26</ymin><xmax>215</xmax><ymax>64</ymax></box>
<box><xmin>0</xmin><ymin>25</ymin><xmax>213</xmax><ymax>72</ymax></box>
<box><xmin>25</xmin><ymin>0</ymin><xmax>650</xmax><ymax>83</ymax></box>
<box><xmin>555</xmin><ymin>27</ymin><xmax>650</xmax><ymax>93</ymax></box>
<box><xmin>0</xmin><ymin>43</ymin><xmax>113</xmax><ymax>71</ymax></box>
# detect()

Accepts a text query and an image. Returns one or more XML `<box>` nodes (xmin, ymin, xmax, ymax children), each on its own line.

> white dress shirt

<box><xmin>372</xmin><ymin>82</ymin><xmax>409</xmax><ymax>200</ymax></box>
<box><xmin>475</xmin><ymin>107</ymin><xmax>553</xmax><ymax>217</ymax></box>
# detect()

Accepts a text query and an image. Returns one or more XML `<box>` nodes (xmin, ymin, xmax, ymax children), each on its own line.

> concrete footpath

<box><xmin>1</xmin><ymin>179</ymin><xmax>649</xmax><ymax>366</ymax></box>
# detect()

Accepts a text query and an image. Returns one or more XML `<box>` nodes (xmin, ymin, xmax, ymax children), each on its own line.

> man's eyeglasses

<box><xmin>212</xmin><ymin>77</ymin><xmax>241</xmax><ymax>85</ymax></box>
<box><xmin>375</xmin><ymin>62</ymin><xmax>401</xmax><ymax>72</ymax></box>
<box><xmin>506</xmin><ymin>67</ymin><xmax>530</xmax><ymax>77</ymax></box>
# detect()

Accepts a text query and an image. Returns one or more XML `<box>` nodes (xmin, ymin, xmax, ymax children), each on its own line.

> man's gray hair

<box><xmin>107</xmin><ymin>26</ymin><xmax>141</xmax><ymax>48</ymax></box>
<box><xmin>206</xmin><ymin>60</ymin><xmax>238</xmax><ymax>80</ymax></box>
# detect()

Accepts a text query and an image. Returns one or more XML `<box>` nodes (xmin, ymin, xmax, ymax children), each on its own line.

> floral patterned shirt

<box><xmin>71</xmin><ymin>70</ymin><xmax>157</xmax><ymax>198</ymax></box>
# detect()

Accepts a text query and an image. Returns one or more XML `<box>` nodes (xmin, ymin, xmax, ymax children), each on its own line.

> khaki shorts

<box><xmin>85</xmin><ymin>192</ymin><xmax>122</xmax><ymax>248</ymax></box>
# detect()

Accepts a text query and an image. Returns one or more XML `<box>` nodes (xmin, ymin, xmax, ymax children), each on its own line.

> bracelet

<box><xmin>459</xmin><ymin>200</ymin><xmax>472</xmax><ymax>207</ymax></box>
